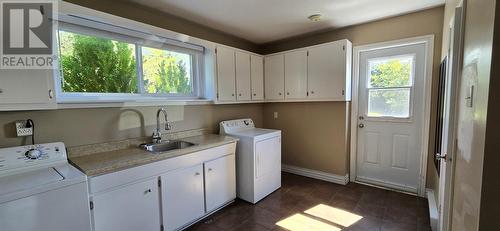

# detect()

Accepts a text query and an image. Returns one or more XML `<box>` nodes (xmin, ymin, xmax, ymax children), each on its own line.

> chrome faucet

<box><xmin>152</xmin><ymin>108</ymin><xmax>172</xmax><ymax>144</ymax></box>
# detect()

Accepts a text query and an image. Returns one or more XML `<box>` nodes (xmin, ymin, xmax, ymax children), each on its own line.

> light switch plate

<box><xmin>15</xmin><ymin>121</ymin><xmax>33</xmax><ymax>137</ymax></box>
<box><xmin>273</xmin><ymin>112</ymin><xmax>278</xmax><ymax>119</ymax></box>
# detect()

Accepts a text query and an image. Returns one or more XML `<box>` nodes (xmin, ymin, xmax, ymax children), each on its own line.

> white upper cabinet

<box><xmin>215</xmin><ymin>46</ymin><xmax>263</xmax><ymax>104</ymax></box>
<box><xmin>263</xmin><ymin>39</ymin><xmax>352</xmax><ymax>102</ymax></box>
<box><xmin>0</xmin><ymin>69</ymin><xmax>56</xmax><ymax>111</ymax></box>
<box><xmin>216</xmin><ymin>46</ymin><xmax>236</xmax><ymax>102</ymax></box>
<box><xmin>284</xmin><ymin>50</ymin><xmax>308</xmax><ymax>99</ymax></box>
<box><xmin>264</xmin><ymin>55</ymin><xmax>285</xmax><ymax>100</ymax></box>
<box><xmin>307</xmin><ymin>40</ymin><xmax>351</xmax><ymax>100</ymax></box>
<box><xmin>235</xmin><ymin>51</ymin><xmax>251</xmax><ymax>101</ymax></box>
<box><xmin>250</xmin><ymin>55</ymin><xmax>264</xmax><ymax>101</ymax></box>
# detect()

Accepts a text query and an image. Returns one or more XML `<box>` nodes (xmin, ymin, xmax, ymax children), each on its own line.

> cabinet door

<box><xmin>0</xmin><ymin>69</ymin><xmax>56</xmax><ymax>110</ymax></box>
<box><xmin>161</xmin><ymin>164</ymin><xmax>205</xmax><ymax>231</ymax></box>
<box><xmin>307</xmin><ymin>41</ymin><xmax>346</xmax><ymax>100</ymax></box>
<box><xmin>264</xmin><ymin>55</ymin><xmax>285</xmax><ymax>100</ymax></box>
<box><xmin>284</xmin><ymin>50</ymin><xmax>308</xmax><ymax>99</ymax></box>
<box><xmin>93</xmin><ymin>178</ymin><xmax>160</xmax><ymax>231</ymax></box>
<box><xmin>216</xmin><ymin>46</ymin><xmax>236</xmax><ymax>102</ymax></box>
<box><xmin>250</xmin><ymin>55</ymin><xmax>264</xmax><ymax>100</ymax></box>
<box><xmin>235</xmin><ymin>51</ymin><xmax>251</xmax><ymax>101</ymax></box>
<box><xmin>204</xmin><ymin>154</ymin><xmax>236</xmax><ymax>212</ymax></box>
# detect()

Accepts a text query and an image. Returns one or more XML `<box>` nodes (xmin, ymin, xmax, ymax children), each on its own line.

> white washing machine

<box><xmin>0</xmin><ymin>142</ymin><xmax>91</xmax><ymax>231</ymax></box>
<box><xmin>220</xmin><ymin>119</ymin><xmax>281</xmax><ymax>203</ymax></box>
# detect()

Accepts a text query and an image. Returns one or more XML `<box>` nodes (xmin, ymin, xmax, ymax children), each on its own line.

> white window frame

<box><xmin>54</xmin><ymin>15</ymin><xmax>205</xmax><ymax>103</ymax></box>
<box><xmin>364</xmin><ymin>54</ymin><xmax>416</xmax><ymax>122</ymax></box>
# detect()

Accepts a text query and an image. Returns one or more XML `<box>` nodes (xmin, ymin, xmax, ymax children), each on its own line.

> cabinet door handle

<box><xmin>0</xmin><ymin>88</ymin><xmax>3</xmax><ymax>94</ymax></box>
<box><xmin>311</xmin><ymin>91</ymin><xmax>315</xmax><ymax>94</ymax></box>
<box><xmin>208</xmin><ymin>168</ymin><xmax>213</xmax><ymax>172</ymax></box>
<box><xmin>238</xmin><ymin>93</ymin><xmax>242</xmax><ymax>96</ymax></box>
<box><xmin>232</xmin><ymin>93</ymin><xmax>235</xmax><ymax>96</ymax></box>
<box><xmin>144</xmin><ymin>189</ymin><xmax>152</xmax><ymax>194</ymax></box>
<box><xmin>287</xmin><ymin>92</ymin><xmax>290</xmax><ymax>95</ymax></box>
<box><xmin>278</xmin><ymin>92</ymin><xmax>282</xmax><ymax>96</ymax></box>
<box><xmin>195</xmin><ymin>172</ymin><xmax>200</xmax><ymax>176</ymax></box>
<box><xmin>253</xmin><ymin>93</ymin><xmax>256</xmax><ymax>96</ymax></box>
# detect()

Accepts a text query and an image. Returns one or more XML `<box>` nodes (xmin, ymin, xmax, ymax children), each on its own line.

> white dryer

<box><xmin>220</xmin><ymin>119</ymin><xmax>281</xmax><ymax>203</ymax></box>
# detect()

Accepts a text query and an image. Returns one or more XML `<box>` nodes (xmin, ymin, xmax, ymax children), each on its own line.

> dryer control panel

<box><xmin>220</xmin><ymin>119</ymin><xmax>255</xmax><ymax>134</ymax></box>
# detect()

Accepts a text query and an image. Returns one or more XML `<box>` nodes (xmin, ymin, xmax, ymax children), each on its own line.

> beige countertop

<box><xmin>69</xmin><ymin>134</ymin><xmax>238</xmax><ymax>177</ymax></box>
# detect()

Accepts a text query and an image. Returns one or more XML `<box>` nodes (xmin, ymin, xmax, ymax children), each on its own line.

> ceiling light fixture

<box><xmin>308</xmin><ymin>14</ymin><xmax>322</xmax><ymax>22</ymax></box>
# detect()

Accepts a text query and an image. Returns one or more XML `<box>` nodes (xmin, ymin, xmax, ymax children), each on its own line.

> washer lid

<box><xmin>0</xmin><ymin>167</ymin><xmax>64</xmax><ymax>195</ymax></box>
<box><xmin>226</xmin><ymin>128</ymin><xmax>281</xmax><ymax>139</ymax></box>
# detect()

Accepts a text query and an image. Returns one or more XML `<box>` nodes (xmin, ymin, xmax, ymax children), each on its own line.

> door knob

<box><xmin>358</xmin><ymin>123</ymin><xmax>365</xmax><ymax>128</ymax></box>
<box><xmin>436</xmin><ymin>153</ymin><xmax>447</xmax><ymax>160</ymax></box>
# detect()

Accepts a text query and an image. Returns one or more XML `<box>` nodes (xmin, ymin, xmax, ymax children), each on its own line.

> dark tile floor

<box><xmin>187</xmin><ymin>173</ymin><xmax>431</xmax><ymax>231</ymax></box>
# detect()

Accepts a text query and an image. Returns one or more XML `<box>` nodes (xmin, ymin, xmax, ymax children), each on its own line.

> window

<box><xmin>367</xmin><ymin>56</ymin><xmax>414</xmax><ymax>118</ymax></box>
<box><xmin>59</xmin><ymin>31</ymin><xmax>138</xmax><ymax>93</ymax></box>
<box><xmin>56</xmin><ymin>20</ymin><xmax>203</xmax><ymax>102</ymax></box>
<box><xmin>141</xmin><ymin>46</ymin><xmax>193</xmax><ymax>95</ymax></box>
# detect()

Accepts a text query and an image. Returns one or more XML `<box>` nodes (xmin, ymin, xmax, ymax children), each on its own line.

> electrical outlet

<box><xmin>15</xmin><ymin>121</ymin><xmax>33</xmax><ymax>137</ymax></box>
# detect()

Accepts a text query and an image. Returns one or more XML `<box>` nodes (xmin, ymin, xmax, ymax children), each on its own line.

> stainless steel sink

<box><xmin>140</xmin><ymin>140</ymin><xmax>196</xmax><ymax>153</ymax></box>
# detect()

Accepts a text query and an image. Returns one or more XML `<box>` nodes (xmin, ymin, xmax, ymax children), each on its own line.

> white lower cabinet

<box><xmin>161</xmin><ymin>164</ymin><xmax>205</xmax><ymax>231</ymax></box>
<box><xmin>92</xmin><ymin>178</ymin><xmax>161</xmax><ymax>231</ymax></box>
<box><xmin>204</xmin><ymin>155</ymin><xmax>236</xmax><ymax>212</ymax></box>
<box><xmin>89</xmin><ymin>143</ymin><xmax>237</xmax><ymax>231</ymax></box>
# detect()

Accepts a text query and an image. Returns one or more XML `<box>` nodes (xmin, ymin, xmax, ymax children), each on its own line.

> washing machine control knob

<box><xmin>25</xmin><ymin>149</ymin><xmax>42</xmax><ymax>159</ymax></box>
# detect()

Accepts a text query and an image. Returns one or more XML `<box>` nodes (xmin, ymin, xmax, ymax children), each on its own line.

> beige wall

<box><xmin>0</xmin><ymin>104</ymin><xmax>264</xmax><ymax>148</ymax></box>
<box><xmin>450</xmin><ymin>0</ymin><xmax>496</xmax><ymax>230</ymax></box>
<box><xmin>263</xmin><ymin>102</ymin><xmax>350</xmax><ymax>175</ymax></box>
<box><xmin>262</xmin><ymin>7</ymin><xmax>444</xmax><ymax>178</ymax></box>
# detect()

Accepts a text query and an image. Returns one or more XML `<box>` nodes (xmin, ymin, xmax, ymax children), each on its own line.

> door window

<box><xmin>366</xmin><ymin>55</ymin><xmax>415</xmax><ymax>118</ymax></box>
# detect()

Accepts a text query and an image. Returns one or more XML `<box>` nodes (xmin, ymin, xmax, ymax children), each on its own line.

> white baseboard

<box><xmin>426</xmin><ymin>189</ymin><xmax>438</xmax><ymax>231</ymax></box>
<box><xmin>281</xmin><ymin>164</ymin><xmax>349</xmax><ymax>185</ymax></box>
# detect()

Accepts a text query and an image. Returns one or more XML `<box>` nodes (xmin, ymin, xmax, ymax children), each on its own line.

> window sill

<box><xmin>56</xmin><ymin>98</ymin><xmax>214</xmax><ymax>109</ymax></box>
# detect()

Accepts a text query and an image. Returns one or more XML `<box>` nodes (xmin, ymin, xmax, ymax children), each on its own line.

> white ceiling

<box><xmin>129</xmin><ymin>0</ymin><xmax>444</xmax><ymax>44</ymax></box>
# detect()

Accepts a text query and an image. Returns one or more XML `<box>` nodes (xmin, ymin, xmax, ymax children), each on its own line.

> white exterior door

<box><xmin>161</xmin><ymin>164</ymin><xmax>205</xmax><ymax>231</ymax></box>
<box><xmin>204</xmin><ymin>154</ymin><xmax>236</xmax><ymax>212</ymax></box>
<box><xmin>356</xmin><ymin>43</ymin><xmax>427</xmax><ymax>193</ymax></box>
<box><xmin>284</xmin><ymin>50</ymin><xmax>308</xmax><ymax>99</ymax></box>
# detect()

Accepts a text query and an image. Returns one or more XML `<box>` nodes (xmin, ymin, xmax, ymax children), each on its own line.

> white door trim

<box><xmin>350</xmin><ymin>35</ymin><xmax>434</xmax><ymax>197</ymax></box>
